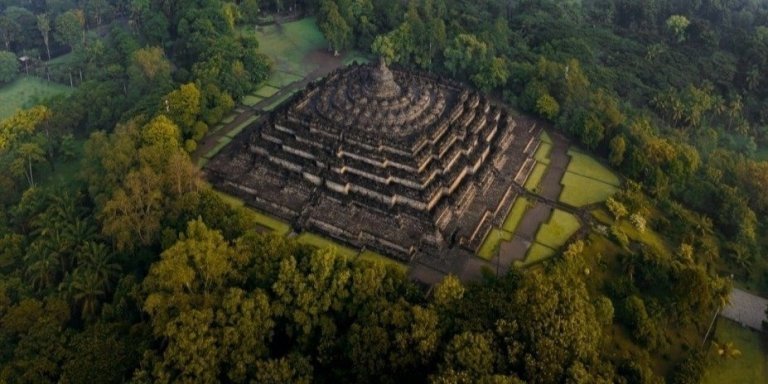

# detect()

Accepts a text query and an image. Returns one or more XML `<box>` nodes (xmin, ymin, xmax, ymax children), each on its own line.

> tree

<box><xmin>318</xmin><ymin>0</ymin><xmax>351</xmax><ymax>56</ymax></box>
<box><xmin>444</xmin><ymin>34</ymin><xmax>487</xmax><ymax>77</ymax></box>
<box><xmin>100</xmin><ymin>166</ymin><xmax>164</xmax><ymax>250</ymax></box>
<box><xmin>240</xmin><ymin>0</ymin><xmax>261</xmax><ymax>25</ymax></box>
<box><xmin>0</xmin><ymin>50</ymin><xmax>18</xmax><ymax>83</ymax></box>
<box><xmin>0</xmin><ymin>16</ymin><xmax>20</xmax><ymax>50</ymax></box>
<box><xmin>37</xmin><ymin>14</ymin><xmax>52</xmax><ymax>61</ymax></box>
<box><xmin>609</xmin><ymin>135</ymin><xmax>626</xmax><ymax>166</ymax></box>
<box><xmin>163</xmin><ymin>83</ymin><xmax>202</xmax><ymax>139</ymax></box>
<box><xmin>536</xmin><ymin>94</ymin><xmax>560</xmax><ymax>120</ymax></box>
<box><xmin>128</xmin><ymin>46</ymin><xmax>171</xmax><ymax>86</ymax></box>
<box><xmin>666</xmin><ymin>15</ymin><xmax>690</xmax><ymax>43</ymax></box>
<box><xmin>471</xmin><ymin>57</ymin><xmax>510</xmax><ymax>92</ymax></box>
<box><xmin>55</xmin><ymin>10</ymin><xmax>85</xmax><ymax>51</ymax></box>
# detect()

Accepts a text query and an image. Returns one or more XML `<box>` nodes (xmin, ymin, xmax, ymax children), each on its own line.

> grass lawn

<box><xmin>254</xmin><ymin>85</ymin><xmax>281</xmax><ymax>98</ymax></box>
<box><xmin>221</xmin><ymin>114</ymin><xmax>236</xmax><ymax>124</ymax></box>
<box><xmin>213</xmin><ymin>191</ymin><xmax>292</xmax><ymax>235</ymax></box>
<box><xmin>267</xmin><ymin>71</ymin><xmax>303</xmax><ymax>88</ymax></box>
<box><xmin>535</xmin><ymin>209</ymin><xmax>581</xmax><ymax>249</ymax></box>
<box><xmin>0</xmin><ymin>76</ymin><xmax>72</xmax><ymax>120</ymax></box>
<box><xmin>247</xmin><ymin>18</ymin><xmax>327</xmax><ymax>77</ymax></box>
<box><xmin>242</xmin><ymin>95</ymin><xmax>262</xmax><ymax>106</ymax></box>
<box><xmin>225</xmin><ymin>117</ymin><xmax>257</xmax><ymax>139</ymax></box>
<box><xmin>203</xmin><ymin>138</ymin><xmax>231</xmax><ymax>159</ymax></box>
<box><xmin>525</xmin><ymin>162</ymin><xmax>548</xmax><ymax>191</ymax></box>
<box><xmin>477</xmin><ymin>228</ymin><xmax>513</xmax><ymax>260</ymax></box>
<box><xmin>702</xmin><ymin>318</ymin><xmax>768</xmax><ymax>384</ymax></box>
<box><xmin>559</xmin><ymin>172</ymin><xmax>619</xmax><ymax>206</ymax></box>
<box><xmin>296</xmin><ymin>232</ymin><xmax>359</xmax><ymax>259</ymax></box>
<box><xmin>263</xmin><ymin>90</ymin><xmax>298</xmax><ymax>111</ymax></box>
<box><xmin>227</xmin><ymin>115</ymin><xmax>259</xmax><ymax>135</ymax></box>
<box><xmin>541</xmin><ymin>130</ymin><xmax>553</xmax><ymax>144</ymax></box>
<box><xmin>517</xmin><ymin>242</ymin><xmax>556</xmax><ymax>267</ymax></box>
<box><xmin>358</xmin><ymin>250</ymin><xmax>408</xmax><ymax>273</ymax></box>
<box><xmin>502</xmin><ymin>197</ymin><xmax>530</xmax><ymax>233</ymax></box>
<box><xmin>534</xmin><ymin>141</ymin><xmax>552</xmax><ymax>164</ymax></box>
<box><xmin>566</xmin><ymin>149</ymin><xmax>621</xmax><ymax>186</ymax></box>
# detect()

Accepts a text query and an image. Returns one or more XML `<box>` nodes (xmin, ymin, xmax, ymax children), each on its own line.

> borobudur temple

<box><xmin>205</xmin><ymin>59</ymin><xmax>542</xmax><ymax>274</ymax></box>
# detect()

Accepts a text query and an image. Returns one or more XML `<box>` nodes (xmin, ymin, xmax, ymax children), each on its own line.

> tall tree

<box><xmin>36</xmin><ymin>14</ymin><xmax>52</xmax><ymax>61</ymax></box>
<box><xmin>318</xmin><ymin>0</ymin><xmax>350</xmax><ymax>56</ymax></box>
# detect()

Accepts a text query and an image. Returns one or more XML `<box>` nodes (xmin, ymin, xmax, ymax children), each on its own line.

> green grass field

<box><xmin>540</xmin><ymin>130</ymin><xmax>552</xmax><ymax>144</ymax></box>
<box><xmin>262</xmin><ymin>90</ymin><xmax>299</xmax><ymax>111</ymax></box>
<box><xmin>0</xmin><ymin>76</ymin><xmax>72</xmax><ymax>120</ymax></box>
<box><xmin>702</xmin><ymin>319</ymin><xmax>768</xmax><ymax>384</ymax></box>
<box><xmin>535</xmin><ymin>209</ymin><xmax>581</xmax><ymax>249</ymax></box>
<box><xmin>502</xmin><ymin>197</ymin><xmax>530</xmax><ymax>233</ymax></box>
<box><xmin>225</xmin><ymin>116</ymin><xmax>258</xmax><ymax>139</ymax></box>
<box><xmin>254</xmin><ymin>85</ymin><xmax>281</xmax><ymax>98</ymax></box>
<box><xmin>525</xmin><ymin>162</ymin><xmax>548</xmax><ymax>191</ymax></box>
<box><xmin>477</xmin><ymin>228</ymin><xmax>514</xmax><ymax>260</ymax></box>
<box><xmin>267</xmin><ymin>71</ymin><xmax>304</xmax><ymax>88</ymax></box>
<box><xmin>517</xmin><ymin>243</ymin><xmax>556</xmax><ymax>267</ymax></box>
<box><xmin>242</xmin><ymin>95</ymin><xmax>263</xmax><ymax>106</ymax></box>
<box><xmin>566</xmin><ymin>149</ymin><xmax>621</xmax><ymax>186</ymax></box>
<box><xmin>296</xmin><ymin>232</ymin><xmax>359</xmax><ymax>259</ymax></box>
<box><xmin>559</xmin><ymin>172</ymin><xmax>619</xmax><ymax>207</ymax></box>
<box><xmin>247</xmin><ymin>18</ymin><xmax>327</xmax><ymax>77</ymax></box>
<box><xmin>213</xmin><ymin>191</ymin><xmax>292</xmax><ymax>235</ymax></box>
<box><xmin>358</xmin><ymin>250</ymin><xmax>408</xmax><ymax>273</ymax></box>
<box><xmin>534</xmin><ymin>142</ymin><xmax>552</xmax><ymax>164</ymax></box>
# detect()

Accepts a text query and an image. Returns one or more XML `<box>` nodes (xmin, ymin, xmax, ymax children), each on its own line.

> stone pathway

<box><xmin>721</xmin><ymin>288</ymin><xmax>768</xmax><ymax>331</ymax></box>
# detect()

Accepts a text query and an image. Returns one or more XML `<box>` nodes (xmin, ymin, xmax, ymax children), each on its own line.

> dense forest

<box><xmin>0</xmin><ymin>0</ymin><xmax>766</xmax><ymax>383</ymax></box>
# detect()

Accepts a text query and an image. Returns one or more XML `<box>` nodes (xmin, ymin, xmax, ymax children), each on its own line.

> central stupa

<box><xmin>206</xmin><ymin>60</ymin><xmax>542</xmax><ymax>273</ymax></box>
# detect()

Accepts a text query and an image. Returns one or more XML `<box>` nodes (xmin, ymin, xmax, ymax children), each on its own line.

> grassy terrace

<box><xmin>514</xmin><ymin>209</ymin><xmax>580</xmax><ymax>267</ymax></box>
<box><xmin>213</xmin><ymin>191</ymin><xmax>291</xmax><ymax>235</ymax></box>
<box><xmin>524</xmin><ymin>163</ymin><xmax>547</xmax><ymax>191</ymax></box>
<box><xmin>358</xmin><ymin>250</ymin><xmax>408</xmax><ymax>274</ymax></box>
<box><xmin>296</xmin><ymin>233</ymin><xmax>359</xmax><ymax>259</ymax></box>
<box><xmin>559</xmin><ymin>148</ymin><xmax>620</xmax><ymax>207</ymax></box>
<box><xmin>534</xmin><ymin>209</ymin><xmax>581</xmax><ymax>249</ymax></box>
<box><xmin>477</xmin><ymin>197</ymin><xmax>532</xmax><ymax>260</ymax></box>
<box><xmin>0</xmin><ymin>76</ymin><xmax>72</xmax><ymax>120</ymax></box>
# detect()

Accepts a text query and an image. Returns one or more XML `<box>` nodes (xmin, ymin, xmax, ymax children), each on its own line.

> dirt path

<box><xmin>192</xmin><ymin>49</ymin><xmax>346</xmax><ymax>163</ymax></box>
<box><xmin>721</xmin><ymin>288</ymin><xmax>768</xmax><ymax>331</ymax></box>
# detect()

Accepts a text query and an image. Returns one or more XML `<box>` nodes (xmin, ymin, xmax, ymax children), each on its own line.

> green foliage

<box><xmin>535</xmin><ymin>94</ymin><xmax>560</xmax><ymax>120</ymax></box>
<box><xmin>666</xmin><ymin>15</ymin><xmax>690</xmax><ymax>43</ymax></box>
<box><xmin>0</xmin><ymin>50</ymin><xmax>17</xmax><ymax>83</ymax></box>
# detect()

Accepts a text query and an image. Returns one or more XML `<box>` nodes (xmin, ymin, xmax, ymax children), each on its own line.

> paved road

<box><xmin>721</xmin><ymin>288</ymin><xmax>768</xmax><ymax>331</ymax></box>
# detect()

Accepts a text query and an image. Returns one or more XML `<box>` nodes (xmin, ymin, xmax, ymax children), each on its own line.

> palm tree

<box><xmin>712</xmin><ymin>340</ymin><xmax>742</xmax><ymax>359</ymax></box>
<box><xmin>65</xmin><ymin>269</ymin><xmax>106</xmax><ymax>320</ymax></box>
<box><xmin>76</xmin><ymin>241</ymin><xmax>121</xmax><ymax>291</ymax></box>
<box><xmin>24</xmin><ymin>242</ymin><xmax>60</xmax><ymax>291</ymax></box>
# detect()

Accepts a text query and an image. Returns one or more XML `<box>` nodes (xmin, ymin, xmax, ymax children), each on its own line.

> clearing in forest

<box><xmin>0</xmin><ymin>76</ymin><xmax>72</xmax><ymax>120</ymax></box>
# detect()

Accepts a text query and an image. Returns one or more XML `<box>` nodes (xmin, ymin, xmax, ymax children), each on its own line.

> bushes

<box><xmin>621</xmin><ymin>295</ymin><xmax>664</xmax><ymax>350</ymax></box>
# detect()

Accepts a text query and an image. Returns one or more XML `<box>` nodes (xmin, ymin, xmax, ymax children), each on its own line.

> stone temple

<box><xmin>205</xmin><ymin>60</ymin><xmax>542</xmax><ymax>276</ymax></box>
